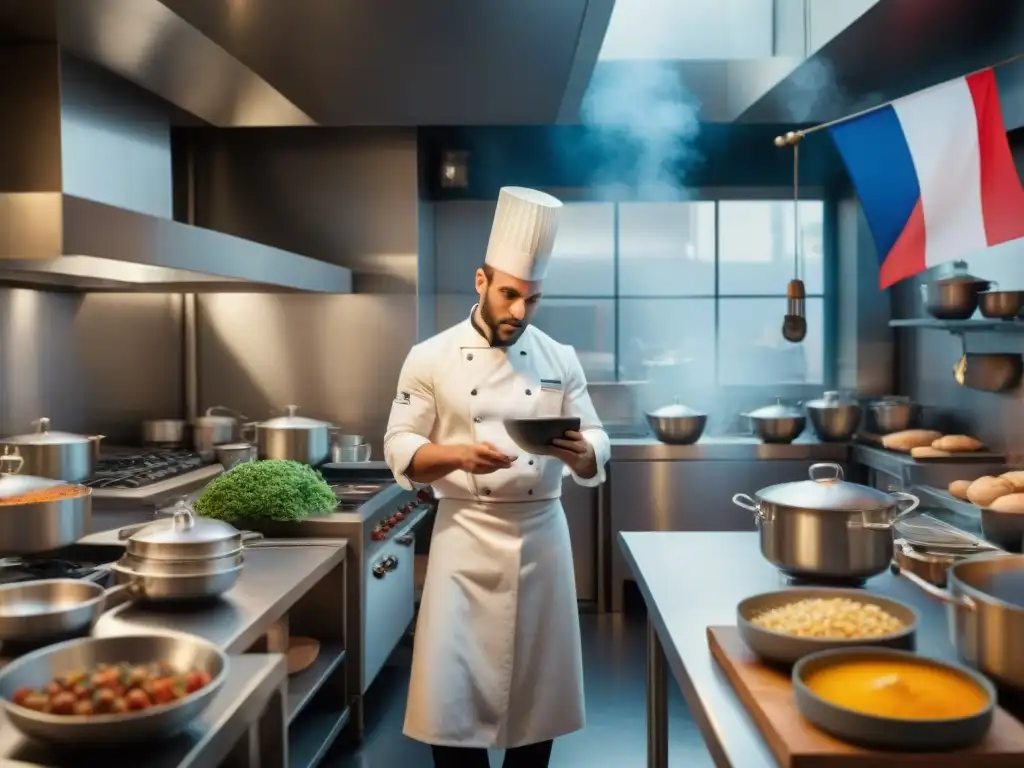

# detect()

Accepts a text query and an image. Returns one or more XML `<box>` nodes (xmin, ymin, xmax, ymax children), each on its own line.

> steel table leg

<box><xmin>647</xmin><ymin>616</ymin><xmax>668</xmax><ymax>768</ymax></box>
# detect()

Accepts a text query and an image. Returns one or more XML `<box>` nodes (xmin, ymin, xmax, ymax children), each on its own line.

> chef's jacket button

<box><xmin>528</xmin><ymin>459</ymin><xmax>534</xmax><ymax>466</ymax></box>
<box><xmin>474</xmin><ymin>416</ymin><xmax>482</xmax><ymax>423</ymax></box>
<box><xmin>528</xmin><ymin>489</ymin><xmax>533</xmax><ymax>495</ymax></box>
<box><xmin>483</xmin><ymin>488</ymin><xmax>492</xmax><ymax>496</ymax></box>
<box><xmin>471</xmin><ymin>389</ymin><xmax>478</xmax><ymax>396</ymax></box>
<box><xmin>525</xmin><ymin>389</ymin><xmax>532</xmax><ymax>396</ymax></box>
<box><xmin>467</xmin><ymin>353</ymin><xmax>474</xmax><ymax>361</ymax></box>
<box><xmin>520</xmin><ymin>350</ymin><xmax>527</xmax><ymax>355</ymax></box>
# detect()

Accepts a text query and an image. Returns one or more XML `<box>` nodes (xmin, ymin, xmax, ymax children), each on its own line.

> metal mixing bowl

<box><xmin>921</xmin><ymin>278</ymin><xmax>991</xmax><ymax>320</ymax></box>
<box><xmin>744</xmin><ymin>399</ymin><xmax>805</xmax><ymax>444</ymax></box>
<box><xmin>867</xmin><ymin>396</ymin><xmax>920</xmax><ymax>434</ymax></box>
<box><xmin>645</xmin><ymin>404</ymin><xmax>707</xmax><ymax>445</ymax></box>
<box><xmin>806</xmin><ymin>392</ymin><xmax>862</xmax><ymax>442</ymax></box>
<box><xmin>0</xmin><ymin>633</ymin><xmax>228</xmax><ymax>744</ymax></box>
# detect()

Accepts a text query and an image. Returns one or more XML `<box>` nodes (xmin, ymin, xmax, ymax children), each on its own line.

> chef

<box><xmin>384</xmin><ymin>187</ymin><xmax>610</xmax><ymax>768</ymax></box>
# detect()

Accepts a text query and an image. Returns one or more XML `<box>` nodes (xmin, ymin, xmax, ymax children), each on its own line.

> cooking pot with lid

<box><xmin>732</xmin><ymin>462</ymin><xmax>920</xmax><ymax>581</ymax></box>
<box><xmin>121</xmin><ymin>499</ymin><xmax>246</xmax><ymax>562</ymax></box>
<box><xmin>193</xmin><ymin>406</ymin><xmax>246</xmax><ymax>460</ymax></box>
<box><xmin>921</xmin><ymin>261</ymin><xmax>991</xmax><ymax>320</ymax></box>
<box><xmin>0</xmin><ymin>417</ymin><xmax>103</xmax><ymax>483</ymax></box>
<box><xmin>645</xmin><ymin>401</ymin><xmax>707</xmax><ymax>445</ymax></box>
<box><xmin>244</xmin><ymin>405</ymin><xmax>332</xmax><ymax>466</ymax></box>
<box><xmin>743</xmin><ymin>398</ymin><xmax>806</xmax><ymax>444</ymax></box>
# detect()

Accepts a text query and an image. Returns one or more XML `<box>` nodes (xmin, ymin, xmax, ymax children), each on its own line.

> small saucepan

<box><xmin>978</xmin><ymin>288</ymin><xmax>1024</xmax><ymax>320</ymax></box>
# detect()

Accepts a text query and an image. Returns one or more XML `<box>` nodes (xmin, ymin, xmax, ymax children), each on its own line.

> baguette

<box><xmin>881</xmin><ymin>429</ymin><xmax>943</xmax><ymax>452</ymax></box>
<box><xmin>931</xmin><ymin>434</ymin><xmax>984</xmax><ymax>453</ymax></box>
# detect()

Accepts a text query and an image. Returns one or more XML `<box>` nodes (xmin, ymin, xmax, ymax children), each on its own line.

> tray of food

<box><xmin>0</xmin><ymin>633</ymin><xmax>227</xmax><ymax>745</ymax></box>
<box><xmin>944</xmin><ymin>473</ymin><xmax>1024</xmax><ymax>552</ymax></box>
<box><xmin>859</xmin><ymin>430</ymin><xmax>1002</xmax><ymax>461</ymax></box>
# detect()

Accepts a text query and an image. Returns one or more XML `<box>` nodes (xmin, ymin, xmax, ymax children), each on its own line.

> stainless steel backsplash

<box><xmin>0</xmin><ymin>288</ymin><xmax>183</xmax><ymax>442</ymax></box>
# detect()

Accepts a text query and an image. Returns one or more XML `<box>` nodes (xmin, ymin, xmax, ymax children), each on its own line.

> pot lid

<box><xmin>747</xmin><ymin>398</ymin><xmax>802</xmax><ymax>419</ymax></box>
<box><xmin>934</xmin><ymin>260</ymin><xmax>986</xmax><ymax>284</ymax></box>
<box><xmin>128</xmin><ymin>499</ymin><xmax>240</xmax><ymax>545</ymax></box>
<box><xmin>648</xmin><ymin>403</ymin><xmax>704</xmax><ymax>418</ymax></box>
<box><xmin>756</xmin><ymin>463</ymin><xmax>901</xmax><ymax>511</ymax></box>
<box><xmin>258</xmin><ymin>405</ymin><xmax>332</xmax><ymax>429</ymax></box>
<box><xmin>806</xmin><ymin>390</ymin><xmax>857</xmax><ymax>409</ymax></box>
<box><xmin>194</xmin><ymin>406</ymin><xmax>244</xmax><ymax>427</ymax></box>
<box><xmin>2</xmin><ymin>417</ymin><xmax>92</xmax><ymax>445</ymax></box>
<box><xmin>0</xmin><ymin>451</ymin><xmax>65</xmax><ymax>498</ymax></box>
<box><xmin>874</xmin><ymin>395</ymin><xmax>912</xmax><ymax>405</ymax></box>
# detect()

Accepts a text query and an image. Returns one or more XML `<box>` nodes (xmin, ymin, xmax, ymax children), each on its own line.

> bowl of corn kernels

<box><xmin>736</xmin><ymin>588</ymin><xmax>919</xmax><ymax>665</ymax></box>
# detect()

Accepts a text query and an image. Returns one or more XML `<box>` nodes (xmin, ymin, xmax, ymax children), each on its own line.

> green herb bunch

<box><xmin>194</xmin><ymin>459</ymin><xmax>337</xmax><ymax>523</ymax></box>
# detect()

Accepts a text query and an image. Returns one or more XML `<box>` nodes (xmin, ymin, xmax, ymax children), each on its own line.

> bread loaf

<box><xmin>931</xmin><ymin>434</ymin><xmax>984</xmax><ymax>453</ymax></box>
<box><xmin>948</xmin><ymin>480</ymin><xmax>972</xmax><ymax>500</ymax></box>
<box><xmin>911</xmin><ymin>446</ymin><xmax>951</xmax><ymax>459</ymax></box>
<box><xmin>1000</xmin><ymin>470</ymin><xmax>1024</xmax><ymax>492</ymax></box>
<box><xmin>988</xmin><ymin>493</ymin><xmax>1024</xmax><ymax>514</ymax></box>
<box><xmin>966</xmin><ymin>476</ymin><xmax>1014</xmax><ymax>507</ymax></box>
<box><xmin>881</xmin><ymin>430</ymin><xmax>943</xmax><ymax>452</ymax></box>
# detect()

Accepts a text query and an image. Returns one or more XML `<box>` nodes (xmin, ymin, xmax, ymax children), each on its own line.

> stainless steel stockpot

<box><xmin>898</xmin><ymin>552</ymin><xmax>1024</xmax><ymax>692</ymax></box>
<box><xmin>245</xmin><ymin>405</ymin><xmax>332</xmax><ymax>465</ymax></box>
<box><xmin>732</xmin><ymin>462</ymin><xmax>920</xmax><ymax>581</ymax></box>
<box><xmin>0</xmin><ymin>417</ymin><xmax>103</xmax><ymax>483</ymax></box>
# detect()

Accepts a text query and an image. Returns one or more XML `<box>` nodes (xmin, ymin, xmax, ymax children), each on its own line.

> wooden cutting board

<box><xmin>857</xmin><ymin>433</ymin><xmax>1004</xmax><ymax>462</ymax></box>
<box><xmin>707</xmin><ymin>626</ymin><xmax>1024</xmax><ymax>767</ymax></box>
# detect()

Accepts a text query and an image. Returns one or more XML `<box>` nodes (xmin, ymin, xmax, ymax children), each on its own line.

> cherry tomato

<box><xmin>126</xmin><ymin>688</ymin><xmax>151</xmax><ymax>711</ymax></box>
<box><xmin>184</xmin><ymin>671</ymin><xmax>206</xmax><ymax>694</ymax></box>
<box><xmin>73</xmin><ymin>699</ymin><xmax>94</xmax><ymax>716</ymax></box>
<box><xmin>12</xmin><ymin>687</ymin><xmax>32</xmax><ymax>706</ymax></box>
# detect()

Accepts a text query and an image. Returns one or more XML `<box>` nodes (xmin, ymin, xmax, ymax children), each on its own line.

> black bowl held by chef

<box><xmin>384</xmin><ymin>187</ymin><xmax>610</xmax><ymax>768</ymax></box>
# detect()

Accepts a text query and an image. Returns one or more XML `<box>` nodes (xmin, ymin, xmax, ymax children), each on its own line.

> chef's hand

<box><xmin>455</xmin><ymin>442</ymin><xmax>517</xmax><ymax>474</ymax></box>
<box><xmin>542</xmin><ymin>430</ymin><xmax>598</xmax><ymax>478</ymax></box>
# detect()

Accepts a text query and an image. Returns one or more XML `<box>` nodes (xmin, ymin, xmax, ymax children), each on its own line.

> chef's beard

<box><xmin>479</xmin><ymin>293</ymin><xmax>526</xmax><ymax>347</ymax></box>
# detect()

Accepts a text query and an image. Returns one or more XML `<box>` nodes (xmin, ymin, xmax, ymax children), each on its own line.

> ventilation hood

<box><xmin>0</xmin><ymin>44</ymin><xmax>352</xmax><ymax>293</ymax></box>
<box><xmin>734</xmin><ymin>0</ymin><xmax>1024</xmax><ymax>127</ymax></box>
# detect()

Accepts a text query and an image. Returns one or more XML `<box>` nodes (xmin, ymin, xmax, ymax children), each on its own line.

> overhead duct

<box><xmin>734</xmin><ymin>0</ymin><xmax>1024</xmax><ymax>127</ymax></box>
<box><xmin>0</xmin><ymin>44</ymin><xmax>351</xmax><ymax>293</ymax></box>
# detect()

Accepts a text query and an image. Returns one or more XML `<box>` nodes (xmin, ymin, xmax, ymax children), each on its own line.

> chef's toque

<box><xmin>484</xmin><ymin>187</ymin><xmax>562</xmax><ymax>282</ymax></box>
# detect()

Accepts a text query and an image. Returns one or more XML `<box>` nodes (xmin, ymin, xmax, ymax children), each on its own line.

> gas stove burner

<box><xmin>84</xmin><ymin>449</ymin><xmax>207</xmax><ymax>490</ymax></box>
<box><xmin>0</xmin><ymin>556</ymin><xmax>103</xmax><ymax>584</ymax></box>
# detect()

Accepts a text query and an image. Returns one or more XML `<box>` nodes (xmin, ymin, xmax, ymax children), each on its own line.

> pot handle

<box><xmin>890</xmin><ymin>561</ymin><xmax>976</xmax><ymax>611</ymax></box>
<box><xmin>808</xmin><ymin>463</ymin><xmax>844</xmax><ymax>482</ymax></box>
<box><xmin>732</xmin><ymin>493</ymin><xmax>763</xmax><ymax>521</ymax></box>
<box><xmin>855</xmin><ymin>491</ymin><xmax>920</xmax><ymax>531</ymax></box>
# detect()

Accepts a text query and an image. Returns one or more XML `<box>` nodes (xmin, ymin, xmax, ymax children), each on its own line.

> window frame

<box><xmin>535</xmin><ymin>187</ymin><xmax>834</xmax><ymax>392</ymax></box>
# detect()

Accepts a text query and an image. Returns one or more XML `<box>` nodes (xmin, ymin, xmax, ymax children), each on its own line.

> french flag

<box><xmin>829</xmin><ymin>69</ymin><xmax>1024</xmax><ymax>289</ymax></box>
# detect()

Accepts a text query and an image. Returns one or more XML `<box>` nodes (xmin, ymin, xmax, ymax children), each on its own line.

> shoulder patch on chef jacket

<box><xmin>540</xmin><ymin>378</ymin><xmax>563</xmax><ymax>391</ymax></box>
<box><xmin>394</xmin><ymin>391</ymin><xmax>411</xmax><ymax>405</ymax></box>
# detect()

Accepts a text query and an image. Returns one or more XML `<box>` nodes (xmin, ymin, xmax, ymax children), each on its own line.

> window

<box><xmin>433</xmin><ymin>198</ymin><xmax>828</xmax><ymax>388</ymax></box>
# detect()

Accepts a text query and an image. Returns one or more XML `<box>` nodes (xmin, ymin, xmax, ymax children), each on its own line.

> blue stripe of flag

<box><xmin>828</xmin><ymin>106</ymin><xmax>921</xmax><ymax>263</ymax></box>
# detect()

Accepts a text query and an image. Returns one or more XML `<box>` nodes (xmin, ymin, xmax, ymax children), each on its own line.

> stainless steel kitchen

<box><xmin>4</xmin><ymin>1</ymin><xmax>1024</xmax><ymax>767</ymax></box>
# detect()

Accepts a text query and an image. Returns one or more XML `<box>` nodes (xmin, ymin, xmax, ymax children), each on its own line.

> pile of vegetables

<box><xmin>195</xmin><ymin>459</ymin><xmax>336</xmax><ymax>523</ymax></box>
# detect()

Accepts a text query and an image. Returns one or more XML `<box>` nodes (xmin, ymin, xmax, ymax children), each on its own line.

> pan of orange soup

<box><xmin>793</xmin><ymin>648</ymin><xmax>995</xmax><ymax>751</ymax></box>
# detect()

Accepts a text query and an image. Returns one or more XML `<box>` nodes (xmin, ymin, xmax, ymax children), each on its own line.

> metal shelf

<box><xmin>890</xmin><ymin>318</ymin><xmax>1024</xmax><ymax>332</ymax></box>
<box><xmin>913</xmin><ymin>484</ymin><xmax>982</xmax><ymax>520</ymax></box>
<box><xmin>287</xmin><ymin>644</ymin><xmax>346</xmax><ymax>725</ymax></box>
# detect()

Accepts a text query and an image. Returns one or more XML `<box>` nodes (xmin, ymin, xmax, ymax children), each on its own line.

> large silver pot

<box><xmin>898</xmin><ymin>553</ymin><xmax>1024</xmax><ymax>691</ymax></box>
<box><xmin>0</xmin><ymin>452</ymin><xmax>91</xmax><ymax>556</ymax></box>
<box><xmin>246</xmin><ymin>405</ymin><xmax>332</xmax><ymax>465</ymax></box>
<box><xmin>193</xmin><ymin>406</ymin><xmax>245</xmax><ymax>459</ymax></box>
<box><xmin>0</xmin><ymin>417</ymin><xmax>103</xmax><ymax>483</ymax></box>
<box><xmin>921</xmin><ymin>261</ymin><xmax>991</xmax><ymax>320</ymax></box>
<box><xmin>743</xmin><ymin>399</ymin><xmax>805</xmax><ymax>444</ymax></box>
<box><xmin>867</xmin><ymin>395</ymin><xmax>920</xmax><ymax>434</ymax></box>
<box><xmin>645</xmin><ymin>403</ymin><xmax>707</xmax><ymax>445</ymax></box>
<box><xmin>732</xmin><ymin>462</ymin><xmax>920</xmax><ymax>581</ymax></box>
<box><xmin>805</xmin><ymin>390</ymin><xmax>862</xmax><ymax>442</ymax></box>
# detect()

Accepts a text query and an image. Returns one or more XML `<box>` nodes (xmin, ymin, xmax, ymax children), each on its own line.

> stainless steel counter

<box><xmin>852</xmin><ymin>444</ymin><xmax>1009</xmax><ymax>490</ymax></box>
<box><xmin>0</xmin><ymin>654</ymin><xmax>287</xmax><ymax>768</ymax></box>
<box><xmin>611</xmin><ymin>436</ymin><xmax>849</xmax><ymax>461</ymax></box>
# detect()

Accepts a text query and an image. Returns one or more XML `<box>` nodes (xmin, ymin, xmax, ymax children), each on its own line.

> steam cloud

<box><xmin>781</xmin><ymin>57</ymin><xmax>885</xmax><ymax>123</ymax></box>
<box><xmin>579</xmin><ymin>61</ymin><xmax>703</xmax><ymax>199</ymax></box>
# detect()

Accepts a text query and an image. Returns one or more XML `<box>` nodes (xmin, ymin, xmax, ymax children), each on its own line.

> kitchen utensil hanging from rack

<box><xmin>782</xmin><ymin>142</ymin><xmax>806</xmax><ymax>343</ymax></box>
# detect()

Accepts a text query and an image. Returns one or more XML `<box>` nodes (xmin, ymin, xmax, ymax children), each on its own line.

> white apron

<box><xmin>383</xmin><ymin>315</ymin><xmax>610</xmax><ymax>749</ymax></box>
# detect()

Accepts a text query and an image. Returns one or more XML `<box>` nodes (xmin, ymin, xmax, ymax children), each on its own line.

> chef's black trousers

<box><xmin>431</xmin><ymin>739</ymin><xmax>553</xmax><ymax>768</ymax></box>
